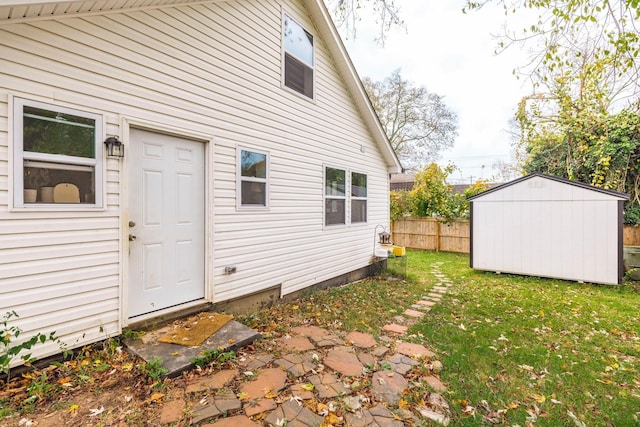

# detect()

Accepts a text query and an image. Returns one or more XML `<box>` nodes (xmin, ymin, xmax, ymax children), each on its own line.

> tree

<box><xmin>362</xmin><ymin>70</ymin><xmax>458</xmax><ymax>170</ymax></box>
<box><xmin>463</xmin><ymin>0</ymin><xmax>640</xmax><ymax>105</ymax></box>
<box><xmin>325</xmin><ymin>0</ymin><xmax>404</xmax><ymax>44</ymax></box>
<box><xmin>515</xmin><ymin>54</ymin><xmax>640</xmax><ymax>223</ymax></box>
<box><xmin>390</xmin><ymin>163</ymin><xmax>489</xmax><ymax>221</ymax></box>
<box><xmin>465</xmin><ymin>1</ymin><xmax>640</xmax><ymax>223</ymax></box>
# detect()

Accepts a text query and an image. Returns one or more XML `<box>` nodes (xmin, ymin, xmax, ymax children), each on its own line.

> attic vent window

<box><xmin>283</xmin><ymin>14</ymin><xmax>314</xmax><ymax>99</ymax></box>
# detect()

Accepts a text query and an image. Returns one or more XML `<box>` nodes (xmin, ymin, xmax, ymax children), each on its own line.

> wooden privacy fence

<box><xmin>392</xmin><ymin>218</ymin><xmax>640</xmax><ymax>253</ymax></box>
<box><xmin>391</xmin><ymin>217</ymin><xmax>470</xmax><ymax>253</ymax></box>
<box><xmin>624</xmin><ymin>225</ymin><xmax>640</xmax><ymax>246</ymax></box>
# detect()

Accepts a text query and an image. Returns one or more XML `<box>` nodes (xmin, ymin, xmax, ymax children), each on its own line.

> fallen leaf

<box><xmin>567</xmin><ymin>410</ymin><xmax>587</xmax><ymax>427</ymax></box>
<box><xmin>531</xmin><ymin>393</ymin><xmax>546</xmax><ymax>403</ymax></box>
<box><xmin>58</xmin><ymin>377</ymin><xmax>72</xmax><ymax>385</ymax></box>
<box><xmin>150</xmin><ymin>392</ymin><xmax>165</xmax><ymax>402</ymax></box>
<box><xmin>68</xmin><ymin>404</ymin><xmax>79</xmax><ymax>413</ymax></box>
<box><xmin>122</xmin><ymin>363</ymin><xmax>133</xmax><ymax>372</ymax></box>
<box><xmin>237</xmin><ymin>392</ymin><xmax>250</xmax><ymax>400</ymax></box>
<box><xmin>300</xmin><ymin>383</ymin><xmax>315</xmax><ymax>391</ymax></box>
<box><xmin>325</xmin><ymin>413</ymin><xmax>342</xmax><ymax>424</ymax></box>
<box><xmin>317</xmin><ymin>402</ymin><xmax>329</xmax><ymax>414</ymax></box>
<box><xmin>88</xmin><ymin>406</ymin><xmax>105</xmax><ymax>417</ymax></box>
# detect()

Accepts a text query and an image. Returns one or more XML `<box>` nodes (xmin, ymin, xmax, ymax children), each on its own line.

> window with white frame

<box><xmin>324</xmin><ymin>167</ymin><xmax>346</xmax><ymax>226</ymax></box>
<box><xmin>283</xmin><ymin>13</ymin><xmax>314</xmax><ymax>99</ymax></box>
<box><xmin>13</xmin><ymin>98</ymin><xmax>103</xmax><ymax>207</ymax></box>
<box><xmin>238</xmin><ymin>147</ymin><xmax>269</xmax><ymax>208</ymax></box>
<box><xmin>351</xmin><ymin>171</ymin><xmax>368</xmax><ymax>223</ymax></box>
<box><xmin>324</xmin><ymin>167</ymin><xmax>368</xmax><ymax>226</ymax></box>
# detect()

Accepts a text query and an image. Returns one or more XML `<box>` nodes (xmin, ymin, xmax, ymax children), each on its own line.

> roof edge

<box><xmin>468</xmin><ymin>172</ymin><xmax>630</xmax><ymax>201</ymax></box>
<box><xmin>304</xmin><ymin>0</ymin><xmax>402</xmax><ymax>174</ymax></box>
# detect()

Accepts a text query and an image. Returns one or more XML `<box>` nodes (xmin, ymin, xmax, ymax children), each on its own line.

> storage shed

<box><xmin>469</xmin><ymin>173</ymin><xmax>628</xmax><ymax>285</ymax></box>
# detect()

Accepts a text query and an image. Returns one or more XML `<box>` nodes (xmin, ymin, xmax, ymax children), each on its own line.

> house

<box><xmin>390</xmin><ymin>173</ymin><xmax>415</xmax><ymax>191</ymax></box>
<box><xmin>0</xmin><ymin>0</ymin><xmax>401</xmax><ymax>364</ymax></box>
<box><xmin>469</xmin><ymin>173</ymin><xmax>628</xmax><ymax>285</ymax></box>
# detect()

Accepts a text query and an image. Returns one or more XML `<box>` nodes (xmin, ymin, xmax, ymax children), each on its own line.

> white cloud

<box><xmin>339</xmin><ymin>0</ymin><xmax>535</xmax><ymax>183</ymax></box>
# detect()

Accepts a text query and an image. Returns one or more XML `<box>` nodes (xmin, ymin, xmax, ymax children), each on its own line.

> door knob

<box><xmin>129</xmin><ymin>234</ymin><xmax>136</xmax><ymax>241</ymax></box>
<box><xmin>129</xmin><ymin>221</ymin><xmax>136</xmax><ymax>227</ymax></box>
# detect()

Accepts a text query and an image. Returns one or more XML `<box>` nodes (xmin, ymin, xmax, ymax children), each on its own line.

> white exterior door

<box><xmin>128</xmin><ymin>129</ymin><xmax>205</xmax><ymax>318</ymax></box>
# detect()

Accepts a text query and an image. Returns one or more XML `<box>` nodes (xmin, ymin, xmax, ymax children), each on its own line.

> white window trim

<box><xmin>281</xmin><ymin>10</ymin><xmax>316</xmax><ymax>101</ymax></box>
<box><xmin>12</xmin><ymin>97</ymin><xmax>104</xmax><ymax>209</ymax></box>
<box><xmin>237</xmin><ymin>146</ymin><xmax>270</xmax><ymax>210</ymax></box>
<box><xmin>323</xmin><ymin>165</ymin><xmax>347</xmax><ymax>227</ymax></box>
<box><xmin>323</xmin><ymin>166</ymin><xmax>369</xmax><ymax>228</ymax></box>
<box><xmin>350</xmin><ymin>170</ymin><xmax>368</xmax><ymax>224</ymax></box>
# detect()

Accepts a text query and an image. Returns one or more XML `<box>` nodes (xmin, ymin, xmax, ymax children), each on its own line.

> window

<box><xmin>324</xmin><ymin>167</ymin><xmax>368</xmax><ymax>226</ymax></box>
<box><xmin>325</xmin><ymin>167</ymin><xmax>346</xmax><ymax>226</ymax></box>
<box><xmin>351</xmin><ymin>172</ymin><xmax>368</xmax><ymax>223</ymax></box>
<box><xmin>13</xmin><ymin>98</ymin><xmax>103</xmax><ymax>207</ymax></box>
<box><xmin>283</xmin><ymin>13</ymin><xmax>314</xmax><ymax>99</ymax></box>
<box><xmin>238</xmin><ymin>147</ymin><xmax>269</xmax><ymax>208</ymax></box>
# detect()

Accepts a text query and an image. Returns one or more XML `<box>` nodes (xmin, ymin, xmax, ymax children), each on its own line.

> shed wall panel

<box><xmin>472</xmin><ymin>177</ymin><xmax>623</xmax><ymax>285</ymax></box>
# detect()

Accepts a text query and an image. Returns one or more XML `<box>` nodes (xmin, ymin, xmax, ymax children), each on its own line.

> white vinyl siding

<box><xmin>0</xmin><ymin>0</ymin><xmax>393</xmax><ymax>362</ymax></box>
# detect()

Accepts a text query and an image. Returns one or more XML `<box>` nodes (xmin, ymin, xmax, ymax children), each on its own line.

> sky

<box><xmin>337</xmin><ymin>0</ymin><xmax>535</xmax><ymax>184</ymax></box>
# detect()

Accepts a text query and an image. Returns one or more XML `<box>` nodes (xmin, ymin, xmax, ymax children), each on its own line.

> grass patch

<box><xmin>411</xmin><ymin>250</ymin><xmax>640</xmax><ymax>426</ymax></box>
<box><xmin>240</xmin><ymin>251</ymin><xmax>446</xmax><ymax>336</ymax></box>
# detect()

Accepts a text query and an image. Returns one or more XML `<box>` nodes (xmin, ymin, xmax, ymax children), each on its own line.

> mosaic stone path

<box><xmin>158</xmin><ymin>263</ymin><xmax>454</xmax><ymax>426</ymax></box>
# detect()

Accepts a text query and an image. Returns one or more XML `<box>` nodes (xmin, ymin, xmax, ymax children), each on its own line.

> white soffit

<box><xmin>0</xmin><ymin>0</ymin><xmax>219</xmax><ymax>22</ymax></box>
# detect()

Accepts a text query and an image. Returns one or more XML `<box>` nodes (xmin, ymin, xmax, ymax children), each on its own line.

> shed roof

<box><xmin>468</xmin><ymin>172</ymin><xmax>629</xmax><ymax>201</ymax></box>
<box><xmin>0</xmin><ymin>0</ymin><xmax>402</xmax><ymax>174</ymax></box>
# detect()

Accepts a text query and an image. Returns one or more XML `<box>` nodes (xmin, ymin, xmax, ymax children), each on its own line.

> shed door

<box><xmin>128</xmin><ymin>129</ymin><xmax>205</xmax><ymax>318</ymax></box>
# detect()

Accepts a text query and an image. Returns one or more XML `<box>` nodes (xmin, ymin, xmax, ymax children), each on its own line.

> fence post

<box><xmin>435</xmin><ymin>220</ymin><xmax>440</xmax><ymax>252</ymax></box>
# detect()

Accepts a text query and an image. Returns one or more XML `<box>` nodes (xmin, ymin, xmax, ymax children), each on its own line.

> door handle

<box><xmin>129</xmin><ymin>234</ymin><xmax>136</xmax><ymax>241</ymax></box>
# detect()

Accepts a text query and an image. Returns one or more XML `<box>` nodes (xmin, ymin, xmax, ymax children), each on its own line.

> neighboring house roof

<box><xmin>390</xmin><ymin>173</ymin><xmax>415</xmax><ymax>191</ymax></box>
<box><xmin>0</xmin><ymin>0</ymin><xmax>403</xmax><ymax>174</ymax></box>
<box><xmin>389</xmin><ymin>173</ymin><xmax>501</xmax><ymax>193</ymax></box>
<box><xmin>468</xmin><ymin>172</ymin><xmax>629</xmax><ymax>201</ymax></box>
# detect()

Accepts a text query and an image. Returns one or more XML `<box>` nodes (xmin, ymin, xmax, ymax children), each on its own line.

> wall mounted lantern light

<box><xmin>104</xmin><ymin>136</ymin><xmax>125</xmax><ymax>158</ymax></box>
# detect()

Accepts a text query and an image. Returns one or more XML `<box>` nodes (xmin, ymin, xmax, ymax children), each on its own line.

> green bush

<box><xmin>1</xmin><ymin>311</ymin><xmax>59</xmax><ymax>379</ymax></box>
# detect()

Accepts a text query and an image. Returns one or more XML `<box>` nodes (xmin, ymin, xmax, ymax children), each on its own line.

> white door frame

<box><xmin>119</xmin><ymin>117</ymin><xmax>214</xmax><ymax>327</ymax></box>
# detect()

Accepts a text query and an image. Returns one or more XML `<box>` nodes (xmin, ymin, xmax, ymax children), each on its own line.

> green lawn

<box><xmin>3</xmin><ymin>249</ymin><xmax>639</xmax><ymax>426</ymax></box>
<box><xmin>409</xmin><ymin>250</ymin><xmax>640</xmax><ymax>426</ymax></box>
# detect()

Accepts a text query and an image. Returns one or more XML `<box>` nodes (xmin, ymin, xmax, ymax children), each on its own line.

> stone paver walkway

<box><xmin>156</xmin><ymin>262</ymin><xmax>455</xmax><ymax>426</ymax></box>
